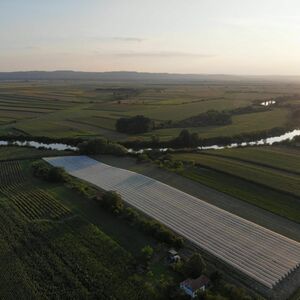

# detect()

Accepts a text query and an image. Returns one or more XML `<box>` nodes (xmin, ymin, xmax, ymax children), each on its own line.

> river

<box><xmin>0</xmin><ymin>128</ymin><xmax>299</xmax><ymax>154</ymax></box>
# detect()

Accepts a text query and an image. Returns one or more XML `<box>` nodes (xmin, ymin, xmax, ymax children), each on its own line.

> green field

<box><xmin>0</xmin><ymin>160</ymin><xmax>159</xmax><ymax>299</ymax></box>
<box><xmin>204</xmin><ymin>146</ymin><xmax>300</xmax><ymax>174</ymax></box>
<box><xmin>0</xmin><ymin>146</ymin><xmax>71</xmax><ymax>161</ymax></box>
<box><xmin>0</xmin><ymin>80</ymin><xmax>299</xmax><ymax>141</ymax></box>
<box><xmin>171</xmin><ymin>146</ymin><xmax>300</xmax><ymax>222</ymax></box>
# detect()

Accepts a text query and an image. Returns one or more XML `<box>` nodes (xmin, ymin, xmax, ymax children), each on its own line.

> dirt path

<box><xmin>96</xmin><ymin>155</ymin><xmax>300</xmax><ymax>242</ymax></box>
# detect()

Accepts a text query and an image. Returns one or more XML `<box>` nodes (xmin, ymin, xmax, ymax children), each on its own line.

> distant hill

<box><xmin>0</xmin><ymin>70</ymin><xmax>299</xmax><ymax>82</ymax></box>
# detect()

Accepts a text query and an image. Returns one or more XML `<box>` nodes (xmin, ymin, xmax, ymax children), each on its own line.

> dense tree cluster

<box><xmin>182</xmin><ymin>253</ymin><xmax>206</xmax><ymax>279</ymax></box>
<box><xmin>116</xmin><ymin>115</ymin><xmax>154</xmax><ymax>134</ymax></box>
<box><xmin>99</xmin><ymin>191</ymin><xmax>124</xmax><ymax>214</ymax></box>
<box><xmin>122</xmin><ymin>126</ymin><xmax>289</xmax><ymax>150</ymax></box>
<box><xmin>177</xmin><ymin>110</ymin><xmax>232</xmax><ymax>127</ymax></box>
<box><xmin>78</xmin><ymin>138</ymin><xmax>127</xmax><ymax>155</ymax></box>
<box><xmin>95</xmin><ymin>192</ymin><xmax>184</xmax><ymax>248</ymax></box>
<box><xmin>32</xmin><ymin>161</ymin><xmax>67</xmax><ymax>183</ymax></box>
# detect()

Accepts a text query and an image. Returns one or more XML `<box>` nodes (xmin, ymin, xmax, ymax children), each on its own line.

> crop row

<box><xmin>45</xmin><ymin>156</ymin><xmax>300</xmax><ymax>289</ymax></box>
<box><xmin>173</xmin><ymin>153</ymin><xmax>300</xmax><ymax>197</ymax></box>
<box><xmin>0</xmin><ymin>161</ymin><xmax>71</xmax><ymax>221</ymax></box>
<box><xmin>0</xmin><ymin>161</ymin><xmax>25</xmax><ymax>186</ymax></box>
<box><xmin>0</xmin><ymin>200</ymin><xmax>146</xmax><ymax>299</ymax></box>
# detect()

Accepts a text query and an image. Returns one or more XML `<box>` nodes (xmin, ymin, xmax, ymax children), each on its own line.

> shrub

<box><xmin>116</xmin><ymin>115</ymin><xmax>153</xmax><ymax>134</ymax></box>
<box><xmin>78</xmin><ymin>138</ymin><xmax>128</xmax><ymax>156</ymax></box>
<box><xmin>32</xmin><ymin>161</ymin><xmax>67</xmax><ymax>183</ymax></box>
<box><xmin>78</xmin><ymin>138</ymin><xmax>108</xmax><ymax>155</ymax></box>
<box><xmin>100</xmin><ymin>191</ymin><xmax>124</xmax><ymax>214</ymax></box>
<box><xmin>183</xmin><ymin>253</ymin><xmax>206</xmax><ymax>279</ymax></box>
<box><xmin>105</xmin><ymin>143</ymin><xmax>128</xmax><ymax>156</ymax></box>
<box><xmin>47</xmin><ymin>167</ymin><xmax>67</xmax><ymax>182</ymax></box>
<box><xmin>124</xmin><ymin>207</ymin><xmax>140</xmax><ymax>223</ymax></box>
<box><xmin>141</xmin><ymin>245</ymin><xmax>154</xmax><ymax>263</ymax></box>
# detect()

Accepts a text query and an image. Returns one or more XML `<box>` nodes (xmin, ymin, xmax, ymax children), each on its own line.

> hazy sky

<box><xmin>1</xmin><ymin>0</ymin><xmax>300</xmax><ymax>74</ymax></box>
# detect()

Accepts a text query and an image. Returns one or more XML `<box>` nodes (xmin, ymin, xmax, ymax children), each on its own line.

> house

<box><xmin>180</xmin><ymin>275</ymin><xmax>210</xmax><ymax>298</ymax></box>
<box><xmin>168</xmin><ymin>249</ymin><xmax>178</xmax><ymax>258</ymax></box>
<box><xmin>168</xmin><ymin>249</ymin><xmax>181</xmax><ymax>263</ymax></box>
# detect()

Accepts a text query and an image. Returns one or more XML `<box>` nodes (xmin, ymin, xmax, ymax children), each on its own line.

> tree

<box><xmin>124</xmin><ymin>207</ymin><xmax>140</xmax><ymax>223</ymax></box>
<box><xmin>101</xmin><ymin>191</ymin><xmax>124</xmax><ymax>214</ymax></box>
<box><xmin>178</xmin><ymin>129</ymin><xmax>191</xmax><ymax>146</ymax></box>
<box><xmin>210</xmin><ymin>271</ymin><xmax>222</xmax><ymax>287</ymax></box>
<box><xmin>47</xmin><ymin>167</ymin><xmax>66</xmax><ymax>182</ymax></box>
<box><xmin>105</xmin><ymin>143</ymin><xmax>128</xmax><ymax>156</ymax></box>
<box><xmin>151</xmin><ymin>135</ymin><xmax>160</xmax><ymax>144</ymax></box>
<box><xmin>183</xmin><ymin>253</ymin><xmax>206</xmax><ymax>279</ymax></box>
<box><xmin>78</xmin><ymin>138</ymin><xmax>107</xmax><ymax>155</ymax></box>
<box><xmin>141</xmin><ymin>245</ymin><xmax>154</xmax><ymax>263</ymax></box>
<box><xmin>190</xmin><ymin>132</ymin><xmax>200</xmax><ymax>147</ymax></box>
<box><xmin>116</xmin><ymin>115</ymin><xmax>153</xmax><ymax>134</ymax></box>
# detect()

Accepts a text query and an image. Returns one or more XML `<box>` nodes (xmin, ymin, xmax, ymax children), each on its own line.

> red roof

<box><xmin>181</xmin><ymin>275</ymin><xmax>210</xmax><ymax>292</ymax></box>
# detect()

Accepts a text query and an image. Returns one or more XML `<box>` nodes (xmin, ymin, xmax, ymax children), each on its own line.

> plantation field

<box><xmin>45</xmin><ymin>155</ymin><xmax>300</xmax><ymax>289</ymax></box>
<box><xmin>0</xmin><ymin>146</ymin><xmax>71</xmax><ymax>161</ymax></box>
<box><xmin>0</xmin><ymin>161</ymin><xmax>72</xmax><ymax>220</ymax></box>
<box><xmin>172</xmin><ymin>151</ymin><xmax>300</xmax><ymax>197</ymax></box>
<box><xmin>0</xmin><ymin>80</ymin><xmax>299</xmax><ymax>140</ymax></box>
<box><xmin>182</xmin><ymin>168</ymin><xmax>300</xmax><ymax>223</ymax></box>
<box><xmin>95</xmin><ymin>154</ymin><xmax>300</xmax><ymax>240</ymax></box>
<box><xmin>143</xmin><ymin>108</ymin><xmax>289</xmax><ymax>140</ymax></box>
<box><xmin>204</xmin><ymin>146</ymin><xmax>300</xmax><ymax>174</ymax></box>
<box><xmin>0</xmin><ymin>201</ymin><xmax>146</xmax><ymax>299</ymax></box>
<box><xmin>0</xmin><ymin>160</ymin><xmax>156</xmax><ymax>299</ymax></box>
<box><xmin>171</xmin><ymin>146</ymin><xmax>300</xmax><ymax>222</ymax></box>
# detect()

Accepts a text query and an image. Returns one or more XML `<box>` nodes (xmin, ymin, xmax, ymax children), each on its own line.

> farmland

<box><xmin>0</xmin><ymin>146</ymin><xmax>71</xmax><ymax>161</ymax></box>
<box><xmin>0</xmin><ymin>77</ymin><xmax>300</xmax><ymax>299</ymax></box>
<box><xmin>0</xmin><ymin>80</ymin><xmax>299</xmax><ymax>141</ymax></box>
<box><xmin>170</xmin><ymin>146</ymin><xmax>300</xmax><ymax>222</ymax></box>
<box><xmin>172</xmin><ymin>151</ymin><xmax>300</xmax><ymax>197</ymax></box>
<box><xmin>1</xmin><ymin>156</ymin><xmax>264</xmax><ymax>299</ymax></box>
<box><xmin>0</xmin><ymin>159</ymin><xmax>159</xmax><ymax>299</ymax></box>
<box><xmin>45</xmin><ymin>155</ymin><xmax>300</xmax><ymax>290</ymax></box>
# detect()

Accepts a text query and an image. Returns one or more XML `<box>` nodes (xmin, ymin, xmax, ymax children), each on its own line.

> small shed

<box><xmin>180</xmin><ymin>275</ymin><xmax>210</xmax><ymax>298</ymax></box>
<box><xmin>168</xmin><ymin>249</ymin><xmax>180</xmax><ymax>262</ymax></box>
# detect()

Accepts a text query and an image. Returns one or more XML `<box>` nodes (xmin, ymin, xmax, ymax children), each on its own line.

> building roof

<box><xmin>168</xmin><ymin>249</ymin><xmax>178</xmax><ymax>256</ymax></box>
<box><xmin>181</xmin><ymin>275</ymin><xmax>210</xmax><ymax>292</ymax></box>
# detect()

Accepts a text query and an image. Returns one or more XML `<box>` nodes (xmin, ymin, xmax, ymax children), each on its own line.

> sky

<box><xmin>0</xmin><ymin>0</ymin><xmax>300</xmax><ymax>75</ymax></box>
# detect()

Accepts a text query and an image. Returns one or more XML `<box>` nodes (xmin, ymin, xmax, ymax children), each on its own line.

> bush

<box><xmin>137</xmin><ymin>153</ymin><xmax>150</xmax><ymax>163</ymax></box>
<box><xmin>116</xmin><ymin>115</ymin><xmax>154</xmax><ymax>134</ymax></box>
<box><xmin>100</xmin><ymin>191</ymin><xmax>124</xmax><ymax>214</ymax></box>
<box><xmin>105</xmin><ymin>143</ymin><xmax>128</xmax><ymax>156</ymax></box>
<box><xmin>178</xmin><ymin>110</ymin><xmax>232</xmax><ymax>128</ymax></box>
<box><xmin>141</xmin><ymin>245</ymin><xmax>154</xmax><ymax>263</ymax></box>
<box><xmin>124</xmin><ymin>207</ymin><xmax>140</xmax><ymax>223</ymax></box>
<box><xmin>183</xmin><ymin>253</ymin><xmax>206</xmax><ymax>279</ymax></box>
<box><xmin>210</xmin><ymin>271</ymin><xmax>223</xmax><ymax>287</ymax></box>
<box><xmin>78</xmin><ymin>138</ymin><xmax>127</xmax><ymax>155</ymax></box>
<box><xmin>221</xmin><ymin>283</ymin><xmax>251</xmax><ymax>300</ymax></box>
<box><xmin>78</xmin><ymin>138</ymin><xmax>108</xmax><ymax>155</ymax></box>
<box><xmin>32</xmin><ymin>161</ymin><xmax>67</xmax><ymax>183</ymax></box>
<box><xmin>47</xmin><ymin>167</ymin><xmax>67</xmax><ymax>182</ymax></box>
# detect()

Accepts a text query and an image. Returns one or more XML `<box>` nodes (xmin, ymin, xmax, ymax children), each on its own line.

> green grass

<box><xmin>0</xmin><ymin>146</ymin><xmax>71</xmax><ymax>161</ymax></box>
<box><xmin>0</xmin><ymin>200</ymin><xmax>146</xmax><ymax>299</ymax></box>
<box><xmin>46</xmin><ymin>184</ymin><xmax>157</xmax><ymax>256</ymax></box>
<box><xmin>182</xmin><ymin>167</ymin><xmax>300</xmax><ymax>223</ymax></box>
<box><xmin>147</xmin><ymin>108</ymin><xmax>289</xmax><ymax>140</ymax></box>
<box><xmin>0</xmin><ymin>159</ymin><xmax>165</xmax><ymax>299</ymax></box>
<box><xmin>290</xmin><ymin>287</ymin><xmax>300</xmax><ymax>300</ymax></box>
<box><xmin>1</xmin><ymin>80</ymin><xmax>298</xmax><ymax>140</ymax></box>
<box><xmin>204</xmin><ymin>146</ymin><xmax>300</xmax><ymax>174</ymax></box>
<box><xmin>173</xmin><ymin>152</ymin><xmax>300</xmax><ymax>197</ymax></box>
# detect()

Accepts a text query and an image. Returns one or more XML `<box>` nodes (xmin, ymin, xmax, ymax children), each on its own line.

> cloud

<box><xmin>93</xmin><ymin>36</ymin><xmax>145</xmax><ymax>43</ymax></box>
<box><xmin>111</xmin><ymin>37</ymin><xmax>144</xmax><ymax>42</ymax></box>
<box><xmin>112</xmin><ymin>51</ymin><xmax>215</xmax><ymax>58</ymax></box>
